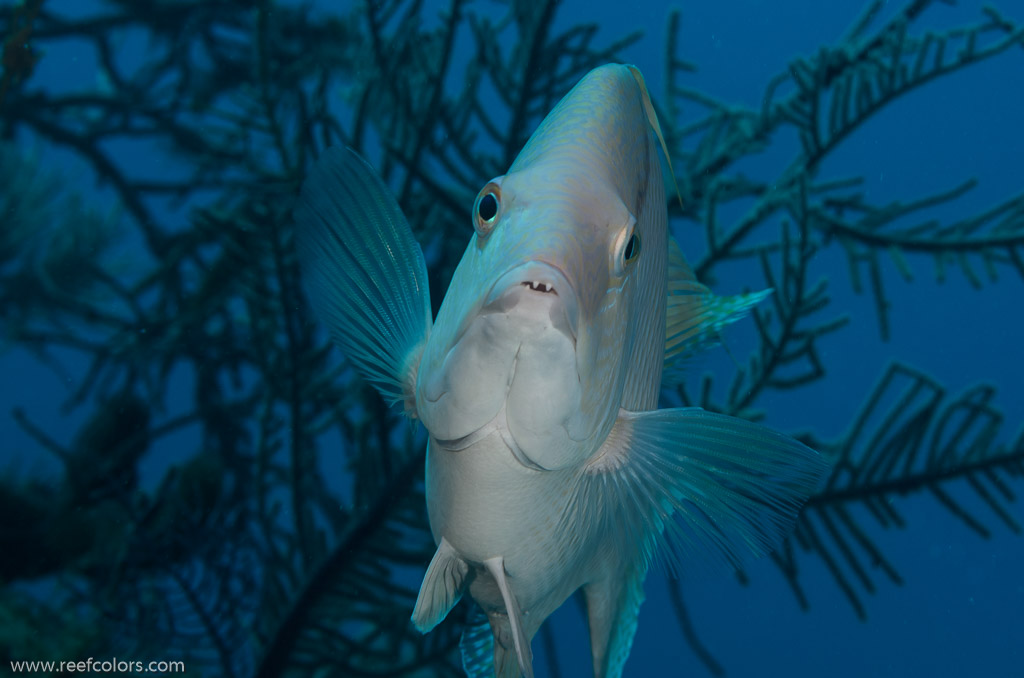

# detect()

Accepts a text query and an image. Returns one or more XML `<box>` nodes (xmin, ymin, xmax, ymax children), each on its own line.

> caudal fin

<box><xmin>663</xmin><ymin>236</ymin><xmax>771</xmax><ymax>383</ymax></box>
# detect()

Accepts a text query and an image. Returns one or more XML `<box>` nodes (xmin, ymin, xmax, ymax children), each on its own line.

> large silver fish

<box><xmin>295</xmin><ymin>64</ymin><xmax>829</xmax><ymax>678</ymax></box>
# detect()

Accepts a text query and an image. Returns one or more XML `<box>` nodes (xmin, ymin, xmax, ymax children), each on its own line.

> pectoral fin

<box><xmin>574</xmin><ymin>408</ymin><xmax>829</xmax><ymax>575</ymax></box>
<box><xmin>663</xmin><ymin>236</ymin><xmax>771</xmax><ymax>384</ymax></box>
<box><xmin>412</xmin><ymin>537</ymin><xmax>468</xmax><ymax>632</ymax></box>
<box><xmin>294</xmin><ymin>146</ymin><xmax>432</xmax><ymax>415</ymax></box>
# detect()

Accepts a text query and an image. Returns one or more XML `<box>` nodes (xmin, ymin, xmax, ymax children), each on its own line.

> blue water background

<box><xmin>2</xmin><ymin>1</ymin><xmax>1021</xmax><ymax>676</ymax></box>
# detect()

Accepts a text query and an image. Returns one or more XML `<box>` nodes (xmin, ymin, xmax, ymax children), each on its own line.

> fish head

<box><xmin>416</xmin><ymin>64</ymin><xmax>667</xmax><ymax>471</ymax></box>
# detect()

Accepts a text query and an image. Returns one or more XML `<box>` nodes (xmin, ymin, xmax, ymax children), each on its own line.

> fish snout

<box><xmin>483</xmin><ymin>262</ymin><xmax>579</xmax><ymax>340</ymax></box>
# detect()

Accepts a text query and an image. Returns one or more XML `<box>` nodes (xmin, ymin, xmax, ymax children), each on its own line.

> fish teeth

<box><xmin>522</xmin><ymin>281</ymin><xmax>556</xmax><ymax>294</ymax></box>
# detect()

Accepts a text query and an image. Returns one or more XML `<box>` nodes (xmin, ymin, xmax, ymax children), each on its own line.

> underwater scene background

<box><xmin>0</xmin><ymin>0</ymin><xmax>1021</xmax><ymax>676</ymax></box>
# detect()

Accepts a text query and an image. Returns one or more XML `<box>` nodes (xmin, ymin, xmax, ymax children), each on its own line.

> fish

<box><xmin>294</xmin><ymin>63</ymin><xmax>829</xmax><ymax>678</ymax></box>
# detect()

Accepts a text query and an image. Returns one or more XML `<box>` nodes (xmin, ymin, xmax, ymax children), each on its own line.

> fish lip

<box><xmin>432</xmin><ymin>419</ymin><xmax>496</xmax><ymax>451</ymax></box>
<box><xmin>483</xmin><ymin>261</ymin><xmax>579</xmax><ymax>339</ymax></box>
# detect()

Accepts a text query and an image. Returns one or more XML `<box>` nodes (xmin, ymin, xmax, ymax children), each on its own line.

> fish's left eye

<box><xmin>473</xmin><ymin>181</ymin><xmax>502</xmax><ymax>237</ymax></box>
<box><xmin>478</xmin><ymin>193</ymin><xmax>498</xmax><ymax>222</ymax></box>
<box><xmin>623</xmin><ymin>233</ymin><xmax>641</xmax><ymax>263</ymax></box>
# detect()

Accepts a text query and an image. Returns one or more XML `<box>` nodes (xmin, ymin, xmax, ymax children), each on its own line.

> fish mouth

<box><xmin>521</xmin><ymin>280</ymin><xmax>555</xmax><ymax>293</ymax></box>
<box><xmin>482</xmin><ymin>261</ymin><xmax>579</xmax><ymax>340</ymax></box>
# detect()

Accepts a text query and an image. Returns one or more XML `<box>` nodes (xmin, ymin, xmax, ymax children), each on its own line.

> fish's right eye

<box><xmin>473</xmin><ymin>181</ymin><xmax>502</xmax><ymax>237</ymax></box>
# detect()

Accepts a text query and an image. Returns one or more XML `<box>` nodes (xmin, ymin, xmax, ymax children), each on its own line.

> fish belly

<box><xmin>426</xmin><ymin>431</ymin><xmax>589</xmax><ymax>619</ymax></box>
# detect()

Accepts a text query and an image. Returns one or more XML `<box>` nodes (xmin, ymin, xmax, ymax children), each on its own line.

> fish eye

<box><xmin>473</xmin><ymin>182</ymin><xmax>502</xmax><ymax>237</ymax></box>
<box><xmin>478</xmin><ymin>193</ymin><xmax>498</xmax><ymax>222</ymax></box>
<box><xmin>623</xmin><ymin>233</ymin><xmax>641</xmax><ymax>263</ymax></box>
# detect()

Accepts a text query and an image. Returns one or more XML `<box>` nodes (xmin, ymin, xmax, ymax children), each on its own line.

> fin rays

<box><xmin>412</xmin><ymin>537</ymin><xmax>468</xmax><ymax>632</ymax></box>
<box><xmin>663</xmin><ymin>237</ymin><xmax>772</xmax><ymax>382</ymax></box>
<box><xmin>569</xmin><ymin>408</ymin><xmax>829</xmax><ymax>576</ymax></box>
<box><xmin>294</xmin><ymin>146</ymin><xmax>432</xmax><ymax>409</ymax></box>
<box><xmin>485</xmin><ymin>557</ymin><xmax>534</xmax><ymax>678</ymax></box>
<box><xmin>460</xmin><ymin>604</ymin><xmax>495</xmax><ymax>678</ymax></box>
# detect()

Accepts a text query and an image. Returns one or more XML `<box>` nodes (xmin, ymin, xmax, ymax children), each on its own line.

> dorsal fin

<box><xmin>627</xmin><ymin>64</ymin><xmax>684</xmax><ymax>211</ymax></box>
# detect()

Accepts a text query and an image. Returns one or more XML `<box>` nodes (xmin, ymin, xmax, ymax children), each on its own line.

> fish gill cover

<box><xmin>0</xmin><ymin>1</ymin><xmax>1021</xmax><ymax>677</ymax></box>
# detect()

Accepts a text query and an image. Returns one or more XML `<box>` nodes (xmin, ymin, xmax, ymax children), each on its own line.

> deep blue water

<box><xmin>2</xmin><ymin>1</ymin><xmax>1022</xmax><ymax>676</ymax></box>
